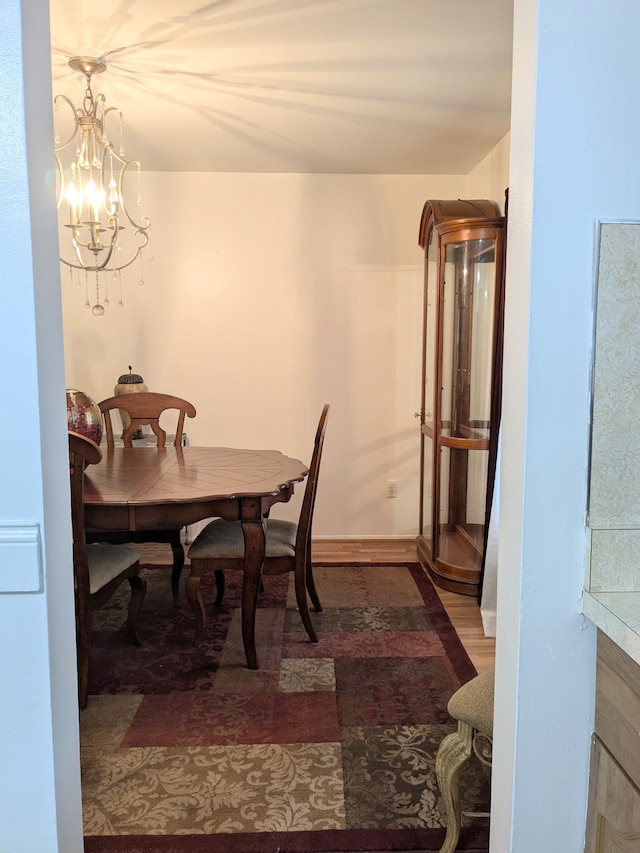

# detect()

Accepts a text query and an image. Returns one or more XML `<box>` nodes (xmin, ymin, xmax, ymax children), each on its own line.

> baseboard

<box><xmin>312</xmin><ymin>534</ymin><xmax>417</xmax><ymax>541</ymax></box>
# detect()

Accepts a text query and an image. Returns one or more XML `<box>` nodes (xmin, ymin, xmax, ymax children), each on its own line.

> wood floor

<box><xmin>142</xmin><ymin>537</ymin><xmax>495</xmax><ymax>673</ymax></box>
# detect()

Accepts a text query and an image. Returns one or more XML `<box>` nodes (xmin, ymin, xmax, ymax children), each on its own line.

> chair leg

<box><xmin>295</xmin><ymin>563</ymin><xmax>318</xmax><ymax>644</ymax></box>
<box><xmin>304</xmin><ymin>543</ymin><xmax>322</xmax><ymax>613</ymax></box>
<box><xmin>435</xmin><ymin>720</ymin><xmax>474</xmax><ymax>853</ymax></box>
<box><xmin>125</xmin><ymin>574</ymin><xmax>147</xmax><ymax>646</ymax></box>
<box><xmin>306</xmin><ymin>563</ymin><xmax>323</xmax><ymax>613</ymax></box>
<box><xmin>76</xmin><ymin>614</ymin><xmax>91</xmax><ymax>711</ymax></box>
<box><xmin>214</xmin><ymin>569</ymin><xmax>225</xmax><ymax>606</ymax></box>
<box><xmin>185</xmin><ymin>559</ymin><xmax>207</xmax><ymax>644</ymax></box>
<box><xmin>170</xmin><ymin>539</ymin><xmax>185</xmax><ymax>608</ymax></box>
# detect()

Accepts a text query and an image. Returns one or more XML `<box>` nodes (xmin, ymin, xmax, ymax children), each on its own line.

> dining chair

<box><xmin>87</xmin><ymin>391</ymin><xmax>197</xmax><ymax>606</ymax></box>
<box><xmin>69</xmin><ymin>431</ymin><xmax>146</xmax><ymax>709</ymax></box>
<box><xmin>98</xmin><ymin>391</ymin><xmax>196</xmax><ymax>448</ymax></box>
<box><xmin>186</xmin><ymin>404</ymin><xmax>330</xmax><ymax>668</ymax></box>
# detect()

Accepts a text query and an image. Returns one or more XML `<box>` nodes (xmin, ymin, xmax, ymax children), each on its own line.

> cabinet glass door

<box><xmin>437</xmin><ymin>237</ymin><xmax>496</xmax><ymax>572</ymax></box>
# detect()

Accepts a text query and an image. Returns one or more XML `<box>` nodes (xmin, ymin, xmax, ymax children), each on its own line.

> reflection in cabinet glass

<box><xmin>417</xmin><ymin>200</ymin><xmax>506</xmax><ymax>596</ymax></box>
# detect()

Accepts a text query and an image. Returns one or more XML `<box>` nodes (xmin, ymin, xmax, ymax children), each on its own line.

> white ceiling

<box><xmin>48</xmin><ymin>0</ymin><xmax>513</xmax><ymax>174</ymax></box>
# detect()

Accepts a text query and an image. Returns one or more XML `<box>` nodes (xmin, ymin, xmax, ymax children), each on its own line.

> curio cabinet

<box><xmin>417</xmin><ymin>199</ymin><xmax>506</xmax><ymax>596</ymax></box>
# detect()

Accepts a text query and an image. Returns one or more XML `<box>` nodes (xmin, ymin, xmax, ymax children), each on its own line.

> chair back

<box><xmin>294</xmin><ymin>404</ymin><xmax>330</xmax><ymax>560</ymax></box>
<box><xmin>99</xmin><ymin>391</ymin><xmax>196</xmax><ymax>448</ymax></box>
<box><xmin>69</xmin><ymin>430</ymin><xmax>102</xmax><ymax>603</ymax></box>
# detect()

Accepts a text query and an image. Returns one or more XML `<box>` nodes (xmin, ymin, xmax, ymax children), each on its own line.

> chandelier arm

<box><xmin>61</xmin><ymin>230</ymin><xmax>149</xmax><ymax>273</ymax></box>
<box><xmin>54</xmin><ymin>152</ymin><xmax>66</xmax><ymax>210</ymax></box>
<box><xmin>108</xmin><ymin>232</ymin><xmax>149</xmax><ymax>272</ymax></box>
<box><xmin>59</xmin><ymin>238</ymin><xmax>100</xmax><ymax>272</ymax></box>
<box><xmin>101</xmin><ymin>105</ymin><xmax>122</xmax><ymax>140</ymax></box>
<box><xmin>118</xmin><ymin>161</ymin><xmax>152</xmax><ymax>231</ymax></box>
<box><xmin>65</xmin><ymin>228</ymin><xmax>104</xmax><ymax>253</ymax></box>
<box><xmin>61</xmin><ymin>246</ymin><xmax>113</xmax><ymax>273</ymax></box>
<box><xmin>102</xmin><ymin>146</ymin><xmax>126</xmax><ymax>168</ymax></box>
<box><xmin>54</xmin><ymin>95</ymin><xmax>83</xmax><ymax>151</ymax></box>
<box><xmin>91</xmin><ymin>92</ymin><xmax>106</xmax><ymax>116</ymax></box>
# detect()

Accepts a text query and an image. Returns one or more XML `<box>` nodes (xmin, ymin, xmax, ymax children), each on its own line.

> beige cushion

<box><xmin>447</xmin><ymin>666</ymin><xmax>495</xmax><ymax>735</ymax></box>
<box><xmin>87</xmin><ymin>543</ymin><xmax>141</xmax><ymax>594</ymax></box>
<box><xmin>188</xmin><ymin>518</ymin><xmax>298</xmax><ymax>560</ymax></box>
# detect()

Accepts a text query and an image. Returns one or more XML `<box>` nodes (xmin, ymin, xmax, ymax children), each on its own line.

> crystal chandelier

<box><xmin>54</xmin><ymin>57</ymin><xmax>152</xmax><ymax>315</ymax></box>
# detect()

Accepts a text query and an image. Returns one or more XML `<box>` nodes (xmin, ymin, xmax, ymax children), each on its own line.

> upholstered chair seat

<box><xmin>188</xmin><ymin>518</ymin><xmax>297</xmax><ymax>561</ymax></box>
<box><xmin>87</xmin><ymin>543</ymin><xmax>143</xmax><ymax>594</ymax></box>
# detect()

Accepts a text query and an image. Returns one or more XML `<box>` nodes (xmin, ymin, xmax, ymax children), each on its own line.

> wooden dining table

<box><xmin>83</xmin><ymin>445</ymin><xmax>309</xmax><ymax>668</ymax></box>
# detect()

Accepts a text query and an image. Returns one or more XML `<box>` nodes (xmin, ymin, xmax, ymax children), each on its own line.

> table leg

<box><xmin>241</xmin><ymin>516</ymin><xmax>266</xmax><ymax>670</ymax></box>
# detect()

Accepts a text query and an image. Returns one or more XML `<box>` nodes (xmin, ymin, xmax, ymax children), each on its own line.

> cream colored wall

<box><xmin>61</xmin><ymin>151</ymin><xmax>508</xmax><ymax>538</ymax></box>
<box><xmin>467</xmin><ymin>132</ymin><xmax>511</xmax><ymax>212</ymax></box>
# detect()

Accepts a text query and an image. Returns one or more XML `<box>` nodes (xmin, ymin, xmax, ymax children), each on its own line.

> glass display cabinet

<box><xmin>417</xmin><ymin>199</ymin><xmax>506</xmax><ymax>596</ymax></box>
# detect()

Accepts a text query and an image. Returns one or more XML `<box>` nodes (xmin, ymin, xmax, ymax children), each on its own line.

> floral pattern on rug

<box><xmin>284</xmin><ymin>605</ymin><xmax>435</xmax><ymax>634</ymax></box>
<box><xmin>340</xmin><ymin>722</ymin><xmax>491</xmax><ymax>831</ymax></box>
<box><xmin>279</xmin><ymin>657</ymin><xmax>337</xmax><ymax>692</ymax></box>
<box><xmin>335</xmin><ymin>655</ymin><xmax>461</xmax><ymax>726</ymax></box>
<box><xmin>285</xmin><ymin>565</ymin><xmax>428</xmax><ymax>610</ymax></box>
<box><xmin>281</xmin><ymin>628</ymin><xmax>450</xmax><ymax>661</ymax></box>
<box><xmin>121</xmin><ymin>690</ymin><xmax>340</xmax><ymax>747</ymax></box>
<box><xmin>82</xmin><ymin>743</ymin><xmax>345</xmax><ymax>835</ymax></box>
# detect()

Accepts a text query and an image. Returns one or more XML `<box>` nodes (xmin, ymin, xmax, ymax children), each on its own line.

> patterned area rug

<box><xmin>82</xmin><ymin>562</ymin><xmax>490</xmax><ymax>852</ymax></box>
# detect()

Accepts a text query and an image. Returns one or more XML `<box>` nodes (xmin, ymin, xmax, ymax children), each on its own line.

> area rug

<box><xmin>82</xmin><ymin>562</ymin><xmax>490</xmax><ymax>852</ymax></box>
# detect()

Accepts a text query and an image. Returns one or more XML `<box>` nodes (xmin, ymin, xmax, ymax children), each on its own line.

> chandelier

<box><xmin>54</xmin><ymin>57</ymin><xmax>152</xmax><ymax>315</ymax></box>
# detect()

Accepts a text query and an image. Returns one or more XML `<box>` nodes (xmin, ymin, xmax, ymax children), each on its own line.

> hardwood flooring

<box><xmin>140</xmin><ymin>537</ymin><xmax>496</xmax><ymax>674</ymax></box>
<box><xmin>434</xmin><ymin>585</ymin><xmax>495</xmax><ymax>673</ymax></box>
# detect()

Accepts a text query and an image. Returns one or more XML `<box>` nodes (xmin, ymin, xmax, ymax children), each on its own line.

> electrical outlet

<box><xmin>386</xmin><ymin>479</ymin><xmax>397</xmax><ymax>498</ymax></box>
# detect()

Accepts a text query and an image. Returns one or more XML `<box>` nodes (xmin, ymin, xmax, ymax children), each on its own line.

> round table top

<box><xmin>83</xmin><ymin>445</ymin><xmax>309</xmax><ymax>507</ymax></box>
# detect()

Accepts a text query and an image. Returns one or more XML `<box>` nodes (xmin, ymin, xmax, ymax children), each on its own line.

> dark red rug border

<box><xmin>85</xmin><ymin>824</ymin><xmax>489</xmax><ymax>852</ymax></box>
<box><xmin>404</xmin><ymin>562</ymin><xmax>478</xmax><ymax>683</ymax></box>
